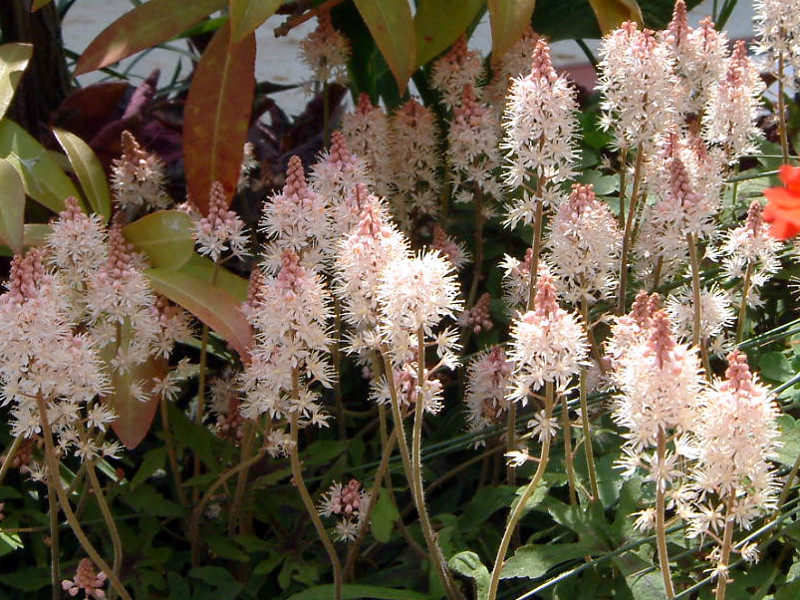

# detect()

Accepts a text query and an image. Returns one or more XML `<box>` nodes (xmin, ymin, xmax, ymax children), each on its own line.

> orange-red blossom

<box><xmin>763</xmin><ymin>165</ymin><xmax>800</xmax><ymax>240</ymax></box>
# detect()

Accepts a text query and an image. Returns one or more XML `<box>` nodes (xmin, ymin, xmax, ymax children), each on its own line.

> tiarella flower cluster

<box><xmin>501</xmin><ymin>38</ymin><xmax>579</xmax><ymax>227</ymax></box>
<box><xmin>187</xmin><ymin>181</ymin><xmax>249</xmax><ymax>262</ymax></box>
<box><xmin>240</xmin><ymin>250</ymin><xmax>332</xmax><ymax>427</ymax></box>
<box><xmin>662</xmin><ymin>1</ymin><xmax>728</xmax><ymax>117</ymax></box>
<box><xmin>61</xmin><ymin>558</ymin><xmax>108</xmax><ymax>599</ymax></box>
<box><xmin>0</xmin><ymin>249</ymin><xmax>112</xmax><ymax>458</ymax></box>
<box><xmin>688</xmin><ymin>350</ymin><xmax>779</xmax><ymax>546</ymax></box>
<box><xmin>388</xmin><ymin>99</ymin><xmax>441</xmax><ymax>224</ymax></box>
<box><xmin>611</xmin><ymin>308</ymin><xmax>703</xmax><ymax>493</ymax></box>
<box><xmin>598</xmin><ymin>22</ymin><xmax>678</xmax><ymax>152</ymax></box>
<box><xmin>464</xmin><ymin>345</ymin><xmax>511</xmax><ymax>445</ymax></box>
<box><xmin>341</xmin><ymin>94</ymin><xmax>393</xmax><ymax>198</ymax></box>
<box><xmin>429</xmin><ymin>35</ymin><xmax>485</xmax><ymax>110</ymax></box>
<box><xmin>702</xmin><ymin>41</ymin><xmax>765</xmax><ymax>165</ymax></box>
<box><xmin>334</xmin><ymin>200</ymin><xmax>408</xmax><ymax>355</ymax></box>
<box><xmin>318</xmin><ymin>479</ymin><xmax>371</xmax><ymax>542</ymax></box>
<box><xmin>310</xmin><ymin>132</ymin><xmax>372</xmax><ymax>239</ymax></box>
<box><xmin>299</xmin><ymin>11</ymin><xmax>350</xmax><ymax>87</ymax></box>
<box><xmin>546</xmin><ymin>183</ymin><xmax>621</xmax><ymax>305</ymax></box>
<box><xmin>507</xmin><ymin>267</ymin><xmax>588</xmax><ymax>406</ymax></box>
<box><xmin>485</xmin><ymin>26</ymin><xmax>539</xmax><ymax>111</ymax></box>
<box><xmin>719</xmin><ymin>200</ymin><xmax>781</xmax><ymax>308</ymax></box>
<box><xmin>448</xmin><ymin>85</ymin><xmax>503</xmax><ymax>200</ymax></box>
<box><xmin>261</xmin><ymin>155</ymin><xmax>331</xmax><ymax>272</ymax></box>
<box><xmin>754</xmin><ymin>0</ymin><xmax>800</xmax><ymax>89</ymax></box>
<box><xmin>666</xmin><ymin>285</ymin><xmax>734</xmax><ymax>352</ymax></box>
<box><xmin>500</xmin><ymin>247</ymin><xmax>533</xmax><ymax>310</ymax></box>
<box><xmin>432</xmin><ymin>224</ymin><xmax>470</xmax><ymax>271</ymax></box>
<box><xmin>110</xmin><ymin>131</ymin><xmax>171</xmax><ymax>211</ymax></box>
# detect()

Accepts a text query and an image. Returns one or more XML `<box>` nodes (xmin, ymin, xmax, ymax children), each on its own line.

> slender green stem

<box><xmin>617</xmin><ymin>144</ymin><xmax>645</xmax><ymax>315</ymax></box>
<box><xmin>289</xmin><ymin>408</ymin><xmax>342</xmax><ymax>600</ymax></box>
<box><xmin>617</xmin><ymin>148</ymin><xmax>628</xmax><ymax>225</ymax></box>
<box><xmin>655</xmin><ymin>430</ymin><xmax>676</xmax><ymax>599</ymax></box>
<box><xmin>86</xmin><ymin>461</ymin><xmax>123</xmax><ymax>596</ymax></box>
<box><xmin>159</xmin><ymin>398</ymin><xmax>187</xmax><ymax>507</ymax></box>
<box><xmin>687</xmin><ymin>233</ymin><xmax>711</xmax><ymax>378</ymax></box>
<box><xmin>578</xmin><ymin>368</ymin><xmax>599</xmax><ymax>502</ymax></box>
<box><xmin>34</xmin><ymin>394</ymin><xmax>133</xmax><ymax>600</ymax></box>
<box><xmin>778</xmin><ymin>449</ymin><xmax>800</xmax><ymax>508</ymax></box>
<box><xmin>323</xmin><ymin>81</ymin><xmax>331</xmax><ymax>149</ymax></box>
<box><xmin>332</xmin><ymin>299</ymin><xmax>346</xmax><ymax>439</ymax></box>
<box><xmin>343</xmin><ymin>427</ymin><xmax>398</xmax><ymax>580</ymax></box>
<box><xmin>47</xmin><ymin>469</ymin><xmax>60</xmax><ymax>600</ymax></box>
<box><xmin>561</xmin><ymin>394</ymin><xmax>576</xmax><ymax>505</ymax></box>
<box><xmin>413</xmin><ymin>328</ymin><xmax>463</xmax><ymax>600</ymax></box>
<box><xmin>714</xmin><ymin>495</ymin><xmax>737</xmax><ymax>600</ymax></box>
<box><xmin>487</xmin><ymin>383</ymin><xmax>554</xmax><ymax>600</ymax></box>
<box><xmin>229</xmin><ymin>420</ymin><xmax>256</xmax><ymax>536</ymax></box>
<box><xmin>777</xmin><ymin>53</ymin><xmax>790</xmax><ymax>164</ymax></box>
<box><xmin>735</xmin><ymin>263</ymin><xmax>753</xmax><ymax>344</ymax></box>
<box><xmin>0</xmin><ymin>435</ymin><xmax>23</xmax><ymax>488</ymax></box>
<box><xmin>526</xmin><ymin>195</ymin><xmax>545</xmax><ymax>312</ymax></box>
<box><xmin>506</xmin><ymin>402</ymin><xmax>517</xmax><ymax>489</ymax></box>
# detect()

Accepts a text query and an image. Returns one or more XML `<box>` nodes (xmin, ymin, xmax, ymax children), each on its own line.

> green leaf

<box><xmin>168</xmin><ymin>402</ymin><xmax>218</xmax><ymax>469</ymax></box>
<box><xmin>123</xmin><ymin>210</ymin><xmax>193</xmax><ymax>269</ymax></box>
<box><xmin>0</xmin><ymin>531</ymin><xmax>23</xmax><ymax>557</ymax></box>
<box><xmin>371</xmin><ymin>488</ymin><xmax>400</xmax><ymax>543</ymax></box>
<box><xmin>146</xmin><ymin>267</ymin><xmax>253</xmax><ymax>358</ymax></box>
<box><xmin>23</xmin><ymin>223</ymin><xmax>51</xmax><ymax>248</ymax></box>
<box><xmin>129</xmin><ymin>447</ymin><xmax>167</xmax><ymax>490</ymax></box>
<box><xmin>206</xmin><ymin>534</ymin><xmax>251</xmax><ymax>562</ymax></box>
<box><xmin>52</xmin><ymin>128</ymin><xmax>111</xmax><ymax>221</ymax></box>
<box><xmin>449</xmin><ymin>551</ymin><xmax>490</xmax><ymax>600</ymax></box>
<box><xmin>0</xmin><ymin>566</ymin><xmax>50</xmax><ymax>591</ymax></box>
<box><xmin>254</xmin><ymin>552</ymin><xmax>285</xmax><ymax>576</ymax></box>
<box><xmin>500</xmin><ymin>543</ymin><xmax>592</xmax><ymax>579</ymax></box>
<box><xmin>776</xmin><ymin>415</ymin><xmax>800</xmax><ymax>468</ymax></box>
<box><xmin>487</xmin><ymin>0</ymin><xmax>537</xmax><ymax>64</ymax></box>
<box><xmin>75</xmin><ymin>0</ymin><xmax>227</xmax><ymax>74</ymax></box>
<box><xmin>414</xmin><ymin>0</ymin><xmax>483</xmax><ymax>67</ymax></box>
<box><xmin>586</xmin><ymin>0</ymin><xmax>643</xmax><ymax>35</ymax></box>
<box><xmin>229</xmin><ymin>0</ymin><xmax>282</xmax><ymax>43</ymax></box>
<box><xmin>178</xmin><ymin>254</ymin><xmax>249</xmax><ymax>301</ymax></box>
<box><xmin>759</xmin><ymin>351</ymin><xmax>794</xmax><ymax>383</ymax></box>
<box><xmin>613</xmin><ymin>549</ymin><xmax>666</xmax><ymax>600</ymax></box>
<box><xmin>459</xmin><ymin>485</ymin><xmax>517</xmax><ymax>533</ymax></box>
<box><xmin>0</xmin><ymin>43</ymin><xmax>33</xmax><ymax>120</ymax></box>
<box><xmin>353</xmin><ymin>0</ymin><xmax>416</xmax><ymax>94</ymax></box>
<box><xmin>184</xmin><ymin>19</ymin><xmax>256</xmax><ymax>213</ymax></box>
<box><xmin>126</xmin><ymin>484</ymin><xmax>185</xmax><ymax>517</ymax></box>
<box><xmin>303</xmin><ymin>439</ymin><xmax>349</xmax><ymax>466</ymax></box>
<box><xmin>0</xmin><ymin>158</ymin><xmax>25</xmax><ymax>255</ymax></box>
<box><xmin>0</xmin><ymin>119</ymin><xmax>77</xmax><ymax>213</ymax></box>
<box><xmin>286</xmin><ymin>584</ymin><xmax>430</xmax><ymax>600</ymax></box>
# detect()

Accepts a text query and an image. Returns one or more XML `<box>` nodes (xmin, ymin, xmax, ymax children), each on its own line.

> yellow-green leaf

<box><xmin>75</xmin><ymin>0</ymin><xmax>227</xmax><ymax>75</ymax></box>
<box><xmin>0</xmin><ymin>158</ymin><xmax>25</xmax><ymax>255</ymax></box>
<box><xmin>52</xmin><ymin>128</ymin><xmax>112</xmax><ymax>222</ymax></box>
<box><xmin>229</xmin><ymin>0</ymin><xmax>282</xmax><ymax>43</ymax></box>
<box><xmin>353</xmin><ymin>0</ymin><xmax>416</xmax><ymax>94</ymax></box>
<box><xmin>414</xmin><ymin>0</ymin><xmax>483</xmax><ymax>67</ymax></box>
<box><xmin>587</xmin><ymin>0</ymin><xmax>643</xmax><ymax>34</ymax></box>
<box><xmin>178</xmin><ymin>254</ymin><xmax>249</xmax><ymax>301</ymax></box>
<box><xmin>124</xmin><ymin>210</ymin><xmax>194</xmax><ymax>270</ymax></box>
<box><xmin>23</xmin><ymin>223</ymin><xmax>51</xmax><ymax>248</ymax></box>
<box><xmin>0</xmin><ymin>120</ymin><xmax>77</xmax><ymax>213</ymax></box>
<box><xmin>146</xmin><ymin>268</ymin><xmax>253</xmax><ymax>358</ymax></box>
<box><xmin>487</xmin><ymin>0</ymin><xmax>537</xmax><ymax>64</ymax></box>
<box><xmin>0</xmin><ymin>43</ymin><xmax>32</xmax><ymax>120</ymax></box>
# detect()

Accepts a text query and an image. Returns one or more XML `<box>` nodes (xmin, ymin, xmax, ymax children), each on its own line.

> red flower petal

<box><xmin>779</xmin><ymin>165</ymin><xmax>800</xmax><ymax>194</ymax></box>
<box><xmin>763</xmin><ymin>201</ymin><xmax>800</xmax><ymax>240</ymax></box>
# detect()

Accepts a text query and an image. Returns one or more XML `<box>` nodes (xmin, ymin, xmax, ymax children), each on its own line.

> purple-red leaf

<box><xmin>184</xmin><ymin>20</ymin><xmax>255</xmax><ymax>213</ymax></box>
<box><xmin>75</xmin><ymin>0</ymin><xmax>226</xmax><ymax>75</ymax></box>
<box><xmin>146</xmin><ymin>267</ymin><xmax>253</xmax><ymax>358</ymax></box>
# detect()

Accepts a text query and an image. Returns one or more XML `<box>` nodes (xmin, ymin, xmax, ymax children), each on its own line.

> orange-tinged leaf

<box><xmin>586</xmin><ymin>0</ymin><xmax>643</xmax><ymax>35</ymax></box>
<box><xmin>75</xmin><ymin>0</ymin><xmax>226</xmax><ymax>75</ymax></box>
<box><xmin>414</xmin><ymin>0</ymin><xmax>483</xmax><ymax>67</ymax></box>
<box><xmin>31</xmin><ymin>0</ymin><xmax>53</xmax><ymax>10</ymax></box>
<box><xmin>0</xmin><ymin>43</ymin><xmax>33</xmax><ymax>120</ymax></box>
<box><xmin>0</xmin><ymin>158</ymin><xmax>25</xmax><ymax>255</ymax></box>
<box><xmin>52</xmin><ymin>128</ymin><xmax>112</xmax><ymax>221</ymax></box>
<box><xmin>105</xmin><ymin>357</ymin><xmax>165</xmax><ymax>449</ymax></box>
<box><xmin>123</xmin><ymin>210</ymin><xmax>194</xmax><ymax>270</ymax></box>
<box><xmin>487</xmin><ymin>0</ymin><xmax>537</xmax><ymax>64</ymax></box>
<box><xmin>146</xmin><ymin>268</ymin><xmax>253</xmax><ymax>358</ymax></box>
<box><xmin>184</xmin><ymin>21</ymin><xmax>255</xmax><ymax>213</ymax></box>
<box><xmin>353</xmin><ymin>0</ymin><xmax>416</xmax><ymax>94</ymax></box>
<box><xmin>229</xmin><ymin>0</ymin><xmax>282</xmax><ymax>43</ymax></box>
